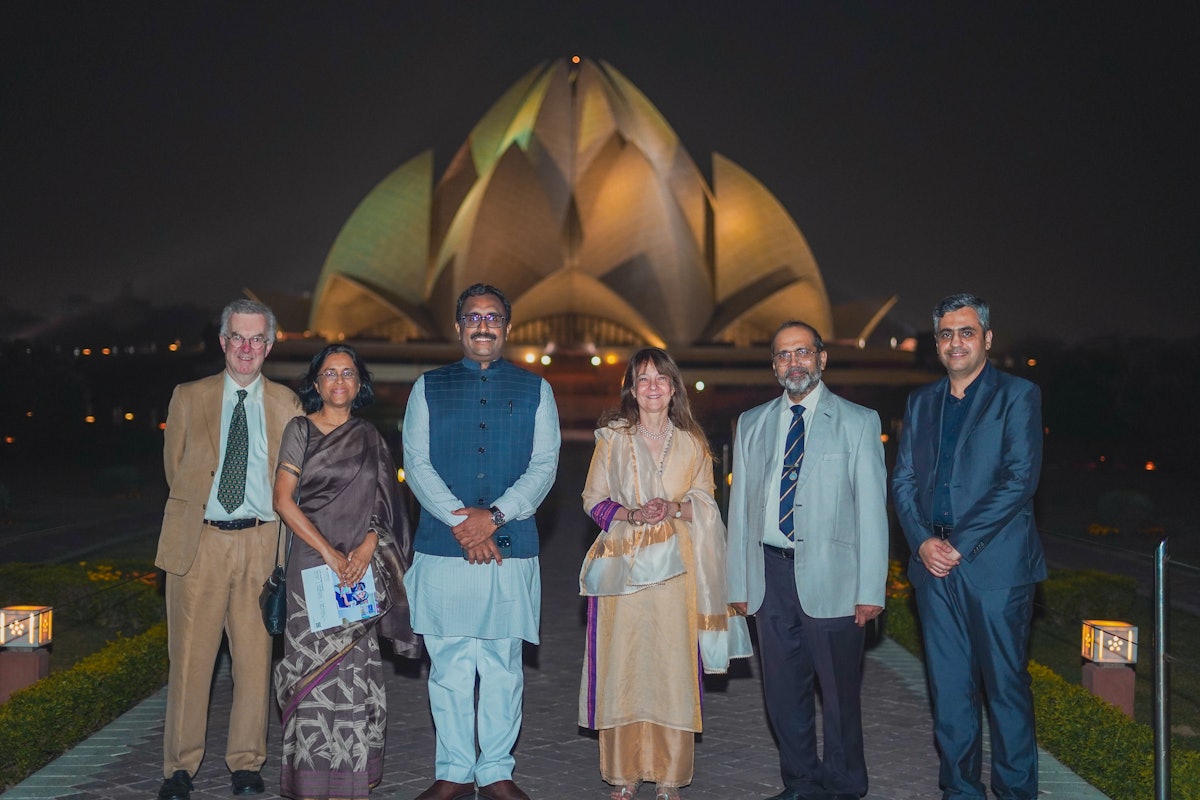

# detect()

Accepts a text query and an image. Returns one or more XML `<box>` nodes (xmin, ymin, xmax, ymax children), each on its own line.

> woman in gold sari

<box><xmin>272</xmin><ymin>344</ymin><xmax>420</xmax><ymax>800</ymax></box>
<box><xmin>579</xmin><ymin>347</ymin><xmax>750</xmax><ymax>800</ymax></box>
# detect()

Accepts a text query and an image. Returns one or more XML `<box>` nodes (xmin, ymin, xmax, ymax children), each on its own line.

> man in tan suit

<box><xmin>155</xmin><ymin>299</ymin><xmax>301</xmax><ymax>800</ymax></box>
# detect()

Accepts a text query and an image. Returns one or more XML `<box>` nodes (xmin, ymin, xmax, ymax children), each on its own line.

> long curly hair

<box><xmin>598</xmin><ymin>347</ymin><xmax>712</xmax><ymax>459</ymax></box>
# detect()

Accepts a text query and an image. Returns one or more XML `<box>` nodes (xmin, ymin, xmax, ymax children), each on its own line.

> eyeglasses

<box><xmin>318</xmin><ymin>368</ymin><xmax>359</xmax><ymax>382</ymax></box>
<box><xmin>772</xmin><ymin>348</ymin><xmax>819</xmax><ymax>365</ymax></box>
<box><xmin>459</xmin><ymin>313</ymin><xmax>507</xmax><ymax>328</ymax></box>
<box><xmin>225</xmin><ymin>333</ymin><xmax>268</xmax><ymax>350</ymax></box>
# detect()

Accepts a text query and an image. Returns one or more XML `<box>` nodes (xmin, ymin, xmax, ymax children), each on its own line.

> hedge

<box><xmin>0</xmin><ymin>621</ymin><xmax>168</xmax><ymax>790</ymax></box>
<box><xmin>885</xmin><ymin>564</ymin><xmax>1200</xmax><ymax>800</ymax></box>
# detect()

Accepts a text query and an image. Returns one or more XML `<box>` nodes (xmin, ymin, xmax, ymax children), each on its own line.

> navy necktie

<box><xmin>778</xmin><ymin>404</ymin><xmax>806</xmax><ymax>541</ymax></box>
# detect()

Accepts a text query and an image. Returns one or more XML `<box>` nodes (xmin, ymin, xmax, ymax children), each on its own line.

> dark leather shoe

<box><xmin>764</xmin><ymin>789</ymin><xmax>822</xmax><ymax>800</ymax></box>
<box><xmin>231</xmin><ymin>770</ymin><xmax>265</xmax><ymax>795</ymax></box>
<box><xmin>477</xmin><ymin>779</ymin><xmax>531</xmax><ymax>800</ymax></box>
<box><xmin>414</xmin><ymin>780</ymin><xmax>476</xmax><ymax>800</ymax></box>
<box><xmin>158</xmin><ymin>771</ymin><xmax>193</xmax><ymax>800</ymax></box>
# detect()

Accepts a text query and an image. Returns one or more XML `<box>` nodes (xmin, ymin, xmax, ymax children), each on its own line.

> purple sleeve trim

<box><xmin>589</xmin><ymin>498</ymin><xmax>621</xmax><ymax>531</ymax></box>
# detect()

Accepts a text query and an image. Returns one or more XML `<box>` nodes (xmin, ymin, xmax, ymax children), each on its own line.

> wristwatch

<box><xmin>489</xmin><ymin>506</ymin><xmax>506</xmax><ymax>527</ymax></box>
<box><xmin>674</xmin><ymin>502</ymin><xmax>683</xmax><ymax>519</ymax></box>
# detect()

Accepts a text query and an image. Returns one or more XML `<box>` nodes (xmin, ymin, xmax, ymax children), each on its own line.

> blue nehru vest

<box><xmin>413</xmin><ymin>357</ymin><xmax>543</xmax><ymax>558</ymax></box>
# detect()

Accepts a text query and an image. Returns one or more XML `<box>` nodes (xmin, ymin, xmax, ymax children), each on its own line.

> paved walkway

<box><xmin>5</xmin><ymin>444</ymin><xmax>1107</xmax><ymax>800</ymax></box>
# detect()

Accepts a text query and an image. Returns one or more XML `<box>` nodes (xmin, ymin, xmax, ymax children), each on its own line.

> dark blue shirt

<box><xmin>930</xmin><ymin>371</ymin><xmax>983</xmax><ymax>527</ymax></box>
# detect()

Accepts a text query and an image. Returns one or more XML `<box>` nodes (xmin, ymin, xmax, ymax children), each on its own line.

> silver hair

<box><xmin>933</xmin><ymin>293</ymin><xmax>990</xmax><ymax>332</ymax></box>
<box><xmin>219</xmin><ymin>298</ymin><xmax>279</xmax><ymax>343</ymax></box>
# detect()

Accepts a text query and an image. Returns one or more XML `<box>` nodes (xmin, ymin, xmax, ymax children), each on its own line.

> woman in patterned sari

<box><xmin>579</xmin><ymin>347</ymin><xmax>751</xmax><ymax>800</ymax></box>
<box><xmin>272</xmin><ymin>344</ymin><xmax>420</xmax><ymax>800</ymax></box>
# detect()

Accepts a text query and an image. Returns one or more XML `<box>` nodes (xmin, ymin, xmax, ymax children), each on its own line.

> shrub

<box><xmin>1040</xmin><ymin>568</ymin><xmax>1138</xmax><ymax>626</ymax></box>
<box><xmin>1031</xmin><ymin>661</ymin><xmax>1200</xmax><ymax>798</ymax></box>
<box><xmin>0</xmin><ymin>561</ymin><xmax>163</xmax><ymax>671</ymax></box>
<box><xmin>884</xmin><ymin>561</ymin><xmax>1200</xmax><ymax>800</ymax></box>
<box><xmin>0</xmin><ymin>622</ymin><xmax>168</xmax><ymax>790</ymax></box>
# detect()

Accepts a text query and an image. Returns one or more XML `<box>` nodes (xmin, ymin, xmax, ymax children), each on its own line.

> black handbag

<box><xmin>259</xmin><ymin>553</ymin><xmax>289</xmax><ymax>636</ymax></box>
<box><xmin>259</xmin><ymin>420</ymin><xmax>307</xmax><ymax>635</ymax></box>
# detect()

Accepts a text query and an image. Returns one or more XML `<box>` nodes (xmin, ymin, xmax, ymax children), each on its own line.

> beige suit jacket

<box><xmin>155</xmin><ymin>372</ymin><xmax>302</xmax><ymax>576</ymax></box>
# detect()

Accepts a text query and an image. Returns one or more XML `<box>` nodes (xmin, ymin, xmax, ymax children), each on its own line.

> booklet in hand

<box><xmin>300</xmin><ymin>562</ymin><xmax>381</xmax><ymax>633</ymax></box>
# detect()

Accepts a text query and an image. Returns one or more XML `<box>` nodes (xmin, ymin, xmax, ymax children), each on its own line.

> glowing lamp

<box><xmin>1081</xmin><ymin>620</ymin><xmax>1137</xmax><ymax>664</ymax></box>
<box><xmin>0</xmin><ymin>605</ymin><xmax>53</xmax><ymax>648</ymax></box>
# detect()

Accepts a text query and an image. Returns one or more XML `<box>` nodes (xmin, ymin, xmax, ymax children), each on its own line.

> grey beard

<box><xmin>780</xmin><ymin>366</ymin><xmax>821</xmax><ymax>396</ymax></box>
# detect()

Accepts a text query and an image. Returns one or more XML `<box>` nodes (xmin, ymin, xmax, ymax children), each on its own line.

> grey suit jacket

<box><xmin>155</xmin><ymin>372</ymin><xmax>302</xmax><ymax>576</ymax></box>
<box><xmin>726</xmin><ymin>386</ymin><xmax>889</xmax><ymax>618</ymax></box>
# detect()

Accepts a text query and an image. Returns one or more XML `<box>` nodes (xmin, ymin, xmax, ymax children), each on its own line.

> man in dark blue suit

<box><xmin>892</xmin><ymin>293</ymin><xmax>1046</xmax><ymax>800</ymax></box>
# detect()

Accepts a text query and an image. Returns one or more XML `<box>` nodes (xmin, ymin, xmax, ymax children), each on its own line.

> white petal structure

<box><xmin>309</xmin><ymin>58</ymin><xmax>834</xmax><ymax>348</ymax></box>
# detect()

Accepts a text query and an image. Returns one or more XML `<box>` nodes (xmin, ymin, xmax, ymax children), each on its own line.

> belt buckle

<box><xmin>932</xmin><ymin>524</ymin><xmax>954</xmax><ymax>540</ymax></box>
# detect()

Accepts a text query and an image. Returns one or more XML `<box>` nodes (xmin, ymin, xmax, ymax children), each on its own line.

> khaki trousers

<box><xmin>163</xmin><ymin>522</ymin><xmax>277</xmax><ymax>777</ymax></box>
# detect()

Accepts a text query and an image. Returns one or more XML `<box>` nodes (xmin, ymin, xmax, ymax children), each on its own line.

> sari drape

<box><xmin>273</xmin><ymin>416</ymin><xmax>418</xmax><ymax>800</ymax></box>
<box><xmin>578</xmin><ymin>423</ymin><xmax>751</xmax><ymax>736</ymax></box>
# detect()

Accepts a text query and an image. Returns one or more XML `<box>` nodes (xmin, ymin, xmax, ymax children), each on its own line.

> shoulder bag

<box><xmin>259</xmin><ymin>418</ymin><xmax>309</xmax><ymax>635</ymax></box>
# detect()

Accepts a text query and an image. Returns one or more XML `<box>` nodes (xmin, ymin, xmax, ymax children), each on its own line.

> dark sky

<box><xmin>4</xmin><ymin>2</ymin><xmax>1197</xmax><ymax>345</ymax></box>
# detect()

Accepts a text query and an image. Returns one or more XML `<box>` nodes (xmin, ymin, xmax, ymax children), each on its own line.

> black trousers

<box><xmin>757</xmin><ymin>545</ymin><xmax>868</xmax><ymax>797</ymax></box>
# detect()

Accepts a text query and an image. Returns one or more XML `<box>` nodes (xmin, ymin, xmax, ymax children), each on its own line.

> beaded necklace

<box><xmin>637</xmin><ymin>420</ymin><xmax>674</xmax><ymax>475</ymax></box>
<box><xmin>636</xmin><ymin>420</ymin><xmax>672</xmax><ymax>440</ymax></box>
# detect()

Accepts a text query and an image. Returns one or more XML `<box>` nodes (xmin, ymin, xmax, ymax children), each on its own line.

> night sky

<box><xmin>4</xmin><ymin>2</ymin><xmax>1197</xmax><ymax>345</ymax></box>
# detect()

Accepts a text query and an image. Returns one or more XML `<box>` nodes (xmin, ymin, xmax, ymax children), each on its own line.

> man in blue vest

<box><xmin>402</xmin><ymin>283</ymin><xmax>561</xmax><ymax>800</ymax></box>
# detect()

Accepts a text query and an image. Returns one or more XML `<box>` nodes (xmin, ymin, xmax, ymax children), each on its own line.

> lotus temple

<box><xmin>258</xmin><ymin>57</ymin><xmax>928</xmax><ymax>427</ymax></box>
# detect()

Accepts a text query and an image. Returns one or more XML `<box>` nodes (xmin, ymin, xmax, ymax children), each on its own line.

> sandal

<box><xmin>654</xmin><ymin>787</ymin><xmax>680</xmax><ymax>800</ymax></box>
<box><xmin>612</xmin><ymin>785</ymin><xmax>639</xmax><ymax>800</ymax></box>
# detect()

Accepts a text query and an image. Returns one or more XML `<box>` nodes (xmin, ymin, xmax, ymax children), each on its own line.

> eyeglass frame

<box><xmin>317</xmin><ymin>368</ymin><xmax>359</xmax><ymax>382</ymax></box>
<box><xmin>771</xmin><ymin>347</ymin><xmax>821</xmax><ymax>365</ymax></box>
<box><xmin>224</xmin><ymin>333</ymin><xmax>269</xmax><ymax>350</ymax></box>
<box><xmin>459</xmin><ymin>313</ymin><xmax>508</xmax><ymax>329</ymax></box>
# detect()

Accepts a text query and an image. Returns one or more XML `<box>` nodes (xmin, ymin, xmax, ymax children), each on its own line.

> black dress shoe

<box><xmin>158</xmin><ymin>771</ymin><xmax>193</xmax><ymax>800</ymax></box>
<box><xmin>477</xmin><ymin>779</ymin><xmax>531</xmax><ymax>800</ymax></box>
<box><xmin>764</xmin><ymin>789</ymin><xmax>827</xmax><ymax>800</ymax></box>
<box><xmin>414</xmin><ymin>780</ymin><xmax>477</xmax><ymax>800</ymax></box>
<box><xmin>231</xmin><ymin>770</ymin><xmax>265</xmax><ymax>795</ymax></box>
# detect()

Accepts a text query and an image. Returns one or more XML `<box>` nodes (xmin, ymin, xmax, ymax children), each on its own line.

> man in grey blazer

<box><xmin>727</xmin><ymin>321</ymin><xmax>888</xmax><ymax>800</ymax></box>
<box><xmin>155</xmin><ymin>299</ymin><xmax>301</xmax><ymax>800</ymax></box>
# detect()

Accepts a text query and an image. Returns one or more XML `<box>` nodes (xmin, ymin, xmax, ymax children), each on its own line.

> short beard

<box><xmin>778</xmin><ymin>364</ymin><xmax>822</xmax><ymax>398</ymax></box>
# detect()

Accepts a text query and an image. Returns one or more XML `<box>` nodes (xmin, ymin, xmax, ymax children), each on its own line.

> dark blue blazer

<box><xmin>892</xmin><ymin>362</ymin><xmax>1047</xmax><ymax>590</ymax></box>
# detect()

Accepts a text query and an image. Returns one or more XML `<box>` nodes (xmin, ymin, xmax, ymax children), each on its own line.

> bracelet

<box><xmin>629</xmin><ymin>507</ymin><xmax>642</xmax><ymax>525</ymax></box>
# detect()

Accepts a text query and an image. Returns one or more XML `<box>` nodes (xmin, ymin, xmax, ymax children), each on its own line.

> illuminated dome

<box><xmin>309</xmin><ymin>57</ymin><xmax>834</xmax><ymax>349</ymax></box>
